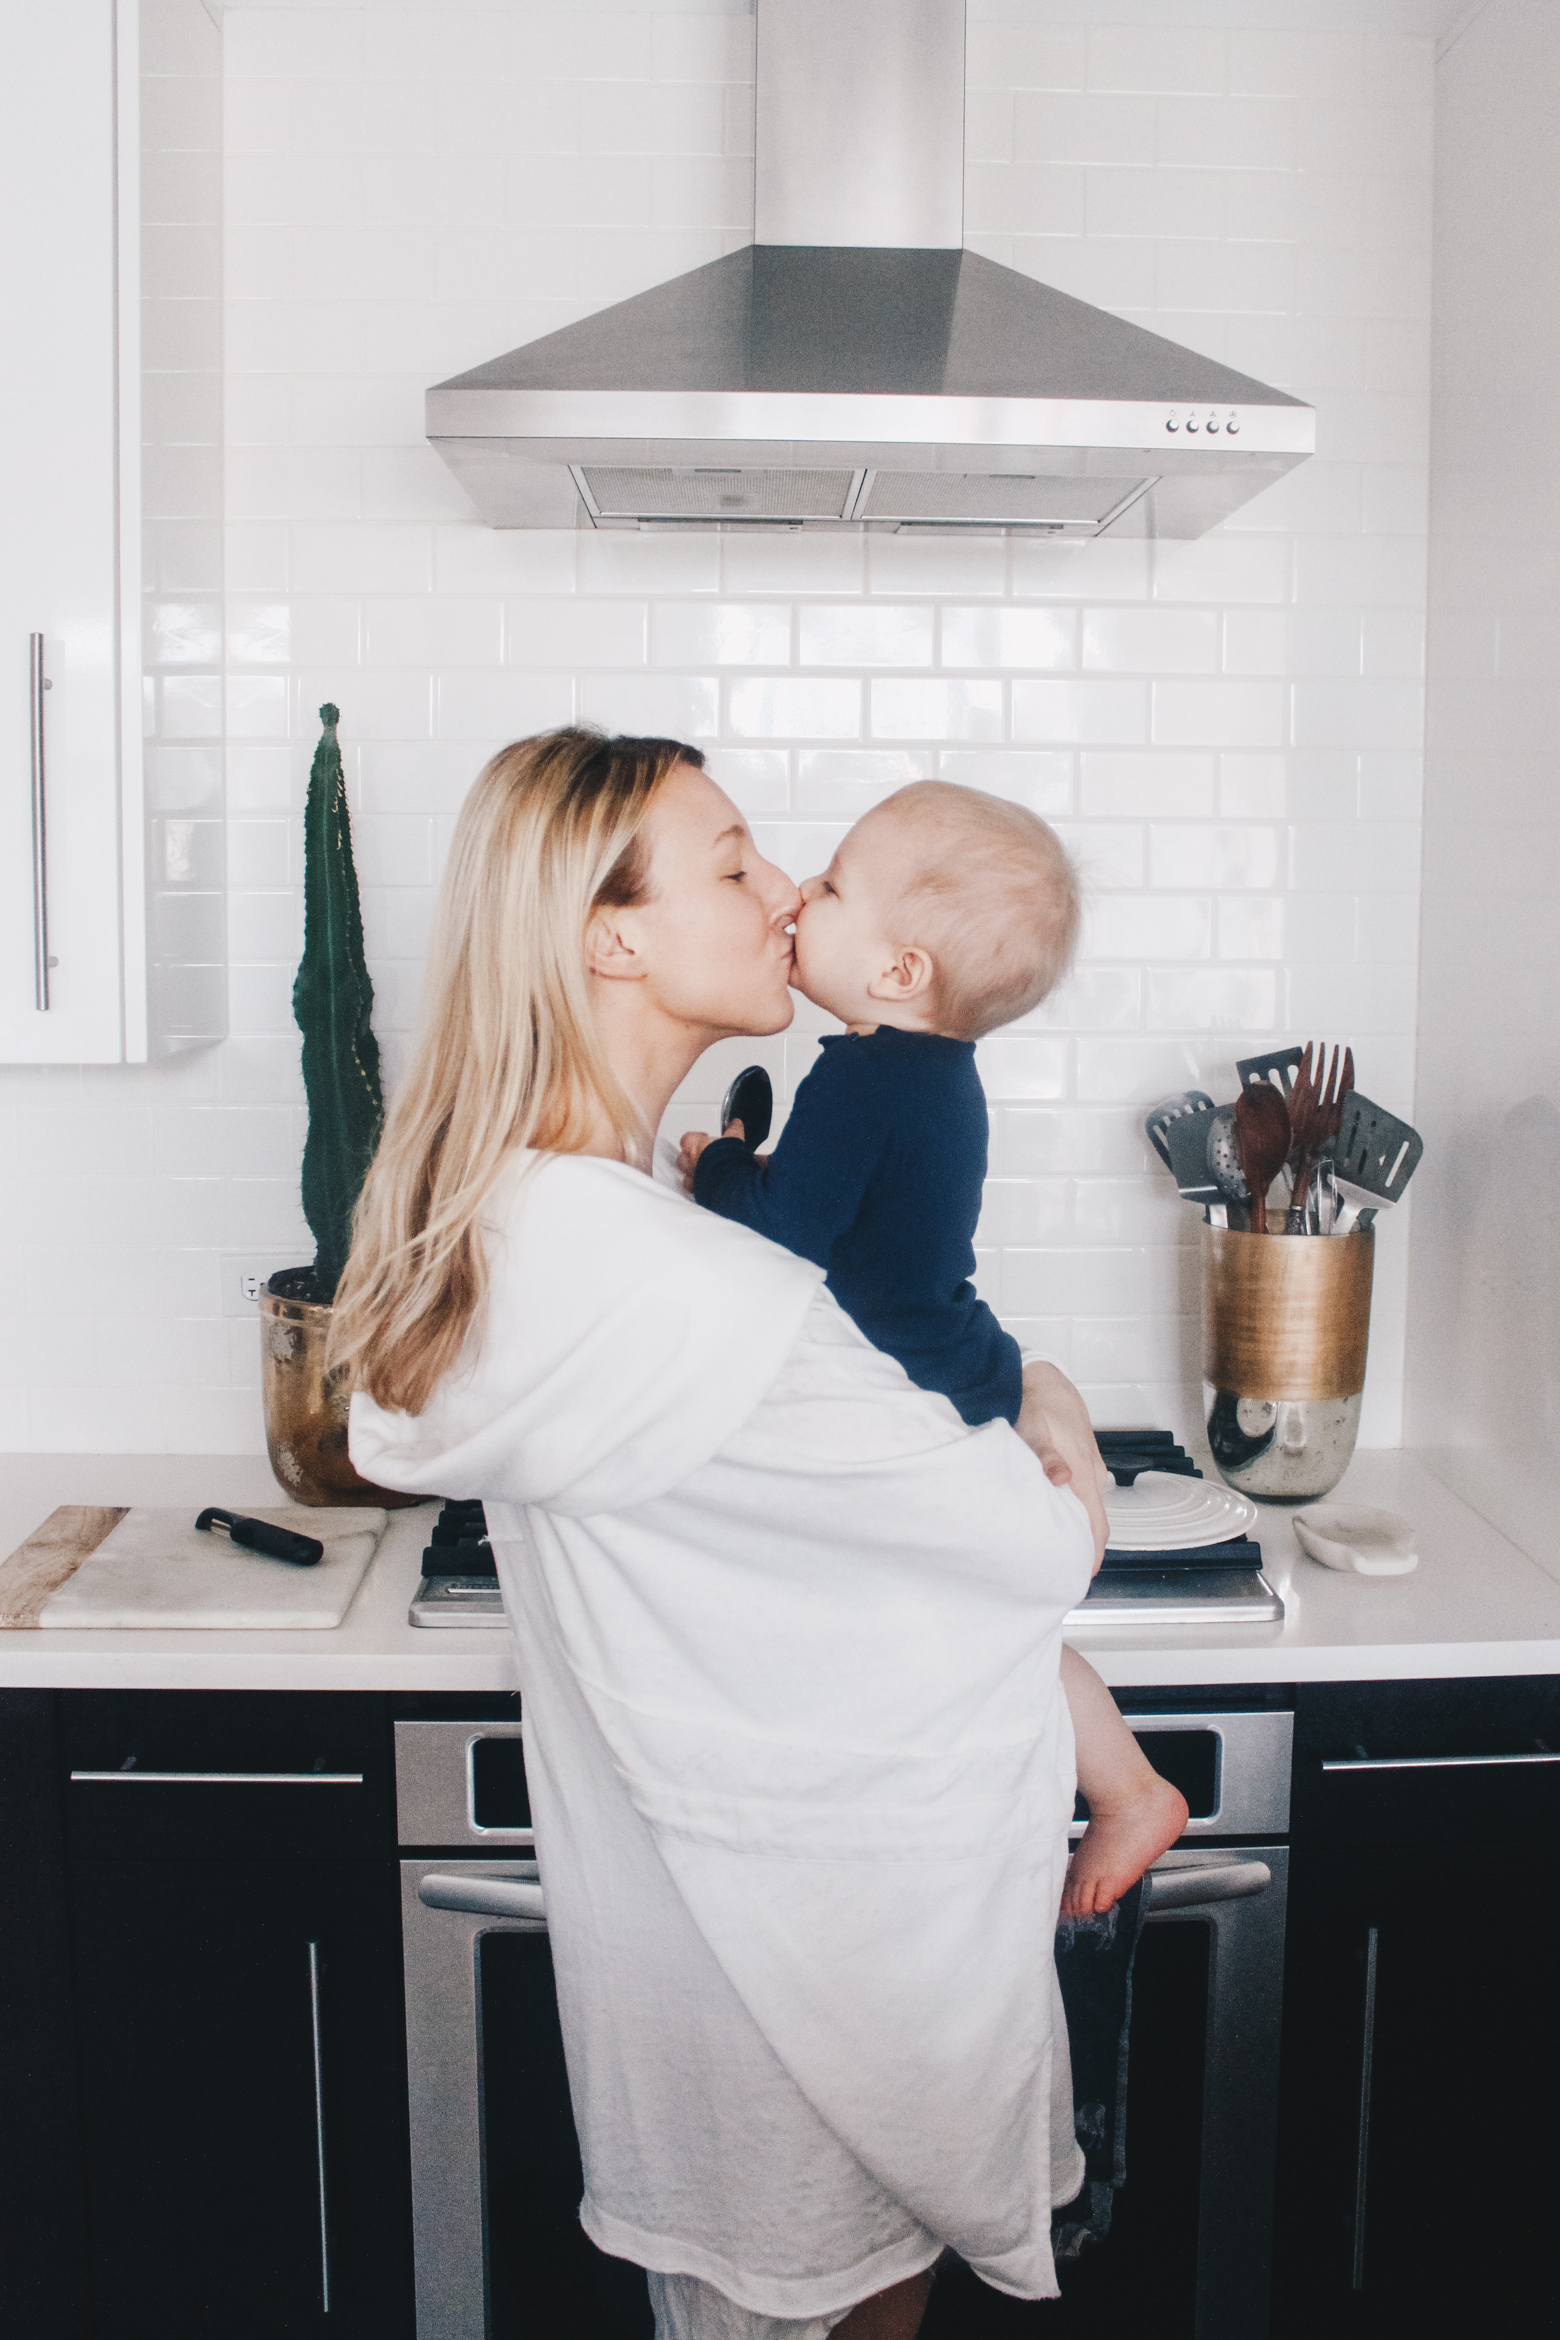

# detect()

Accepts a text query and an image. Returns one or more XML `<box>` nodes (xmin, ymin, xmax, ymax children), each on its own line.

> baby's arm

<box><xmin>682</xmin><ymin>1048</ymin><xmax>885</xmax><ymax>1271</ymax></box>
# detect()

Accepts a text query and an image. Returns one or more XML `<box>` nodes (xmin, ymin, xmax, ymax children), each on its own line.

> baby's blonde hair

<box><xmin>867</xmin><ymin>780</ymin><xmax>1081</xmax><ymax>1040</ymax></box>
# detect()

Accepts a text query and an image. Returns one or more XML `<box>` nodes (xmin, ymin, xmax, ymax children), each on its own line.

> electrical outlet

<box><xmin>241</xmin><ymin>1273</ymin><xmax>262</xmax><ymax>1303</ymax></box>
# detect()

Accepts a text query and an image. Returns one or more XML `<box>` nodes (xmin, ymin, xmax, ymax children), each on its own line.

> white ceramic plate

<box><xmin>1103</xmin><ymin>1470</ymin><xmax>1259</xmax><ymax>1552</ymax></box>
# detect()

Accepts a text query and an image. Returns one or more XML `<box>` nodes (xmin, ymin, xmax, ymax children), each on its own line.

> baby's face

<box><xmin>793</xmin><ymin>811</ymin><xmax>924</xmax><ymax>1027</ymax></box>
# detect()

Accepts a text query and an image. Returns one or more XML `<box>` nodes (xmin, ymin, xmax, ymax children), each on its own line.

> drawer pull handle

<box><xmin>69</xmin><ymin>1770</ymin><xmax>364</xmax><ymax>1785</ymax></box>
<box><xmin>1352</xmin><ymin>1924</ymin><xmax>1380</xmax><ymax>2290</ymax></box>
<box><xmin>29</xmin><ymin>632</ymin><xmax>50</xmax><ymax>1011</ymax></box>
<box><xmin>419</xmin><ymin>1872</ymin><xmax>546</xmax><ymax>1925</ymax></box>
<box><xmin>1321</xmin><ymin>1752</ymin><xmax>1560</xmax><ymax>1773</ymax></box>
<box><xmin>307</xmin><ymin>1941</ymin><xmax>331</xmax><ymax>2313</ymax></box>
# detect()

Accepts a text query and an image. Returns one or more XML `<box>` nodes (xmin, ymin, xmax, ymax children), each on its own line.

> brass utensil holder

<box><xmin>1202</xmin><ymin>1225</ymin><xmax>1374</xmax><ymax>1503</ymax></box>
<box><xmin>260</xmin><ymin>1276</ymin><xmax>418</xmax><ymax>1509</ymax></box>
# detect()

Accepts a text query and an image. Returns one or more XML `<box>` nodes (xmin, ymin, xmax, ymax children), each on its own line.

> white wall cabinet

<box><xmin>0</xmin><ymin>0</ymin><xmax>144</xmax><ymax>1062</ymax></box>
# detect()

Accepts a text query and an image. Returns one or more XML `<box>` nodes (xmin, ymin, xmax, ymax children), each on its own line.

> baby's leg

<box><xmin>1060</xmin><ymin>1645</ymin><xmax>1188</xmax><ymax>1918</ymax></box>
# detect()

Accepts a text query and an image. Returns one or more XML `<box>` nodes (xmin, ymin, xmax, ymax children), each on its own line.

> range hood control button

<box><xmin>1166</xmin><ymin>413</ymin><xmax>1180</xmax><ymax>431</ymax></box>
<box><xmin>1227</xmin><ymin>416</ymin><xmax>1240</xmax><ymax>433</ymax></box>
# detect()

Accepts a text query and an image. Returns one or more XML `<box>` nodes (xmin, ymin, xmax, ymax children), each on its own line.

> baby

<box><xmin>679</xmin><ymin>780</ymin><xmax>1187</xmax><ymax>1916</ymax></box>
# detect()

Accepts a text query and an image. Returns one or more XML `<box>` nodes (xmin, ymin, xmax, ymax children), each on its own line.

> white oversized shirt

<box><xmin>350</xmin><ymin>1148</ymin><xmax>1094</xmax><ymax>2320</ymax></box>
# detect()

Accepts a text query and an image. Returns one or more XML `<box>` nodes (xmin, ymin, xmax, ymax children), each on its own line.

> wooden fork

<box><xmin>1286</xmin><ymin>1042</ymin><xmax>1353</xmax><ymax>1230</ymax></box>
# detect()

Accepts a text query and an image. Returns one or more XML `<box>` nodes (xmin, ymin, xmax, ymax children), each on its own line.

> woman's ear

<box><xmin>866</xmin><ymin>945</ymin><xmax>935</xmax><ymax>1005</ymax></box>
<box><xmin>585</xmin><ymin>908</ymin><xmax>646</xmax><ymax>982</ymax></box>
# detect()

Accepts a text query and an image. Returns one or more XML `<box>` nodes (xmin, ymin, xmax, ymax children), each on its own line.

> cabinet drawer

<box><xmin>60</xmin><ymin>1692</ymin><xmax>394</xmax><ymax>1858</ymax></box>
<box><xmin>1292</xmin><ymin>1676</ymin><xmax>1560</xmax><ymax>1846</ymax></box>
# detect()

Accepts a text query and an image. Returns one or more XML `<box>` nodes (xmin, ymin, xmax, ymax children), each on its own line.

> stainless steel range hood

<box><xmin>427</xmin><ymin>0</ymin><xmax>1313</xmax><ymax>537</ymax></box>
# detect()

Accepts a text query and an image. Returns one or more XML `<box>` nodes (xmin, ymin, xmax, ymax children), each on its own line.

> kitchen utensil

<box><xmin>1234</xmin><ymin>1082</ymin><xmax>1291</xmax><ymax>1234</ymax></box>
<box><xmin>1144</xmin><ymin>1089</ymin><xmax>1215</xmax><ymax>1171</ymax></box>
<box><xmin>1235</xmin><ymin>1045</ymin><xmax>1305</xmax><ymax>1097</ymax></box>
<box><xmin>1094</xmin><ymin>1429</ymin><xmax>1201</xmax><ymax>1486</ymax></box>
<box><xmin>1163</xmin><ymin>1106</ymin><xmax>1222</xmax><ymax>1206</ymax></box>
<box><xmin>1285</xmin><ymin>1043</ymin><xmax>1353</xmax><ymax>1231</ymax></box>
<box><xmin>38</xmin><ymin>1506</ymin><xmax>388</xmax><ymax>1629</ymax></box>
<box><xmin>195</xmin><ymin>1506</ymin><xmax>323</xmax><ymax>1567</ymax></box>
<box><xmin>719</xmin><ymin>1064</ymin><xmax>773</xmax><ymax>1149</ymax></box>
<box><xmin>1293</xmin><ymin>1503</ymin><xmax>1418</xmax><ymax>1576</ymax></box>
<box><xmin>1102</xmin><ymin>1470</ymin><xmax>1259</xmax><ymax>1551</ymax></box>
<box><xmin>1326</xmin><ymin>1091</ymin><xmax>1424</xmax><ymax>1234</ymax></box>
<box><xmin>1206</xmin><ymin>1103</ymin><xmax>1250</xmax><ymax>1202</ymax></box>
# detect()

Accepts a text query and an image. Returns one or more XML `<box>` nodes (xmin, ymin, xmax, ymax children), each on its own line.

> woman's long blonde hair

<box><xmin>329</xmin><ymin>727</ymin><xmax>699</xmax><ymax>1415</ymax></box>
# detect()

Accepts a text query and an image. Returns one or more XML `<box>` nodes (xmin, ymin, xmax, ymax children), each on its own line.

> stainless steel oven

<box><xmin>397</xmin><ymin>1701</ymin><xmax>1291</xmax><ymax>2340</ymax></box>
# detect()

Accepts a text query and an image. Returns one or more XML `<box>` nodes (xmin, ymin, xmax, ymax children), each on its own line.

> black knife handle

<box><xmin>195</xmin><ymin>1508</ymin><xmax>324</xmax><ymax>1567</ymax></box>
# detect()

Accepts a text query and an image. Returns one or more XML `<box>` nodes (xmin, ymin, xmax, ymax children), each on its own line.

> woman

<box><xmin>335</xmin><ymin>730</ymin><xmax>1108</xmax><ymax>2340</ymax></box>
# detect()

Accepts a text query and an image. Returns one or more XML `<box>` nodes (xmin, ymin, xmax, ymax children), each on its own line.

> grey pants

<box><xmin>647</xmin><ymin>2271</ymin><xmax>848</xmax><ymax>2340</ymax></box>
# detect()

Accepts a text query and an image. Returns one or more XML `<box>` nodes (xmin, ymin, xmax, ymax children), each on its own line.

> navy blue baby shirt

<box><xmin>692</xmin><ymin>1025</ymin><xmax>1022</xmax><ymax>1426</ymax></box>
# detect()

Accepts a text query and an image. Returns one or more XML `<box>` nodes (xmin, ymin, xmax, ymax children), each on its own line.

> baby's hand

<box><xmin>677</xmin><ymin>1123</ymin><xmax>747</xmax><ymax>1193</ymax></box>
<box><xmin>677</xmin><ymin>1130</ymin><xmax>712</xmax><ymax>1191</ymax></box>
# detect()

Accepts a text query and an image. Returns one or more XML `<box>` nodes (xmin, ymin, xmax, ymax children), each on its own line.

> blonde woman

<box><xmin>336</xmin><ymin>729</ymin><xmax>1107</xmax><ymax>2340</ymax></box>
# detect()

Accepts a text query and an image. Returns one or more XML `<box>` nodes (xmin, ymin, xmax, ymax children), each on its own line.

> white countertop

<box><xmin>2</xmin><ymin>1447</ymin><xmax>1558</xmax><ymax>1691</ymax></box>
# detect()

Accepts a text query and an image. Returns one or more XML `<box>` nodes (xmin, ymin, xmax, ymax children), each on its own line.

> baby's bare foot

<box><xmin>1061</xmin><ymin>1776</ymin><xmax>1189</xmax><ymax>1918</ymax></box>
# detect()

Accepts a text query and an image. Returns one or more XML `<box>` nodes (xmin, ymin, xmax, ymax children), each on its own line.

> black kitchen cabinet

<box><xmin>69</xmin><ymin>1853</ymin><xmax>413</xmax><ymax>2339</ymax></box>
<box><xmin>0</xmin><ymin>1690</ymin><xmax>416</xmax><ymax>2340</ymax></box>
<box><xmin>1272</xmin><ymin>1678</ymin><xmax>1560</xmax><ymax>2338</ymax></box>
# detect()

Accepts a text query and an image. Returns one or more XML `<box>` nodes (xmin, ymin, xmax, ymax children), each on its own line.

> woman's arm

<box><xmin>1016</xmin><ymin>1361</ymin><xmax>1110</xmax><ymax>1571</ymax></box>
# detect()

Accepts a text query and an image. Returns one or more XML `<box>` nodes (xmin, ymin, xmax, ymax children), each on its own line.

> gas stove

<box><xmin>1072</xmin><ymin>1431</ymin><xmax>1284</xmax><ymax>1626</ymax></box>
<box><xmin>407</xmin><ymin>1433</ymin><xmax>1284</xmax><ymax>1630</ymax></box>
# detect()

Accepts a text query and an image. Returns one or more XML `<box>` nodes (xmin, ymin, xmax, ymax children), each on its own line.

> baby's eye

<box><xmin>724</xmin><ymin>867</ymin><xmax>747</xmax><ymax>882</ymax></box>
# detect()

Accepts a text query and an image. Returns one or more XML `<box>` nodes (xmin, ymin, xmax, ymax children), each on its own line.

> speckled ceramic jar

<box><xmin>1201</xmin><ymin>1224</ymin><xmax>1375</xmax><ymax>1504</ymax></box>
<box><xmin>260</xmin><ymin>1269</ymin><xmax>419</xmax><ymax>1509</ymax></box>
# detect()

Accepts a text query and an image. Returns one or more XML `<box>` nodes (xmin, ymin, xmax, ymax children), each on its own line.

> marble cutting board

<box><xmin>38</xmin><ymin>1506</ymin><xmax>388</xmax><ymax>1630</ymax></box>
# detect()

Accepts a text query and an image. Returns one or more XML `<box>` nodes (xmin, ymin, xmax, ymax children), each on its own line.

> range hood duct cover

<box><xmin>427</xmin><ymin>4</ymin><xmax>1313</xmax><ymax>536</ymax></box>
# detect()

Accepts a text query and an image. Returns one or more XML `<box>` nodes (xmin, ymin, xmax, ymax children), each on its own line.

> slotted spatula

<box><xmin>1163</xmin><ymin>1107</ymin><xmax>1222</xmax><ymax>1207</ymax></box>
<box><xmin>1326</xmin><ymin>1091</ymin><xmax>1424</xmax><ymax>1233</ymax></box>
<box><xmin>1145</xmin><ymin>1089</ymin><xmax>1215</xmax><ymax>1171</ymax></box>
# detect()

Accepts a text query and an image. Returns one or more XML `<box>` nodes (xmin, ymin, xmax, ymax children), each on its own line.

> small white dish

<box><xmin>1103</xmin><ymin>1471</ymin><xmax>1258</xmax><ymax>1552</ymax></box>
<box><xmin>1293</xmin><ymin>1503</ymin><xmax>1418</xmax><ymax>1576</ymax></box>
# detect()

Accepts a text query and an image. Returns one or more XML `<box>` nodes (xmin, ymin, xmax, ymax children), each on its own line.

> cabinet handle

<box><xmin>419</xmin><ymin>1871</ymin><xmax>547</xmax><ymax>1924</ymax></box>
<box><xmin>69</xmin><ymin>1770</ymin><xmax>364</xmax><ymax>1785</ymax></box>
<box><xmin>29</xmin><ymin>633</ymin><xmax>50</xmax><ymax>1011</ymax></box>
<box><xmin>1351</xmin><ymin>1924</ymin><xmax>1380</xmax><ymax>2291</ymax></box>
<box><xmin>1321</xmin><ymin>1752</ymin><xmax>1560</xmax><ymax>1772</ymax></box>
<box><xmin>308</xmin><ymin>1940</ymin><xmax>331</xmax><ymax>2314</ymax></box>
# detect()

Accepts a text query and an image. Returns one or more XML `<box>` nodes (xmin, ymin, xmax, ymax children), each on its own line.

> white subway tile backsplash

<box><xmin>1014</xmin><ymin>679</ymin><xmax>1148</xmax><ymax>745</ymax></box>
<box><xmin>869</xmin><ymin>679</ymin><xmax>1003</xmax><ymax>742</ymax></box>
<box><xmin>728</xmin><ymin>678</ymin><xmax>861</xmax><ymax>741</ymax></box>
<box><xmin>0</xmin><ymin>6</ymin><xmax>1433</xmax><ymax>1453</ymax></box>
<box><xmin>1152</xmin><ymin>678</ymin><xmax>1287</xmax><ymax>748</ymax></box>
<box><xmin>800</xmin><ymin>605</ymin><xmax>934</xmax><ymax>669</ymax></box>
<box><xmin>942</xmin><ymin>605</ymin><xmax>1075</xmax><ymax>671</ymax></box>
<box><xmin>653</xmin><ymin>603</ymin><xmax>790</xmax><ymax>668</ymax></box>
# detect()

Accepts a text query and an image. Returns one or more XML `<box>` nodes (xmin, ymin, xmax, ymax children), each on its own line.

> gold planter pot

<box><xmin>260</xmin><ymin>1271</ymin><xmax>419</xmax><ymax>1509</ymax></box>
<box><xmin>1202</xmin><ymin>1225</ymin><xmax>1374</xmax><ymax>1503</ymax></box>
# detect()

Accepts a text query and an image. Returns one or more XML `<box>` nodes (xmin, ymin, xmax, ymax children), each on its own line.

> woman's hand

<box><xmin>1016</xmin><ymin>1361</ymin><xmax>1110</xmax><ymax>1573</ymax></box>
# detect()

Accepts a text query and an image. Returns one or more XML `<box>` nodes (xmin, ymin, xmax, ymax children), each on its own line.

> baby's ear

<box><xmin>868</xmin><ymin>944</ymin><xmax>936</xmax><ymax>1002</ymax></box>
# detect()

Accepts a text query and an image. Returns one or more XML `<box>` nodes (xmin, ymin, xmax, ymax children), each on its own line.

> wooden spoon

<box><xmin>1234</xmin><ymin>1081</ymin><xmax>1292</xmax><ymax>1235</ymax></box>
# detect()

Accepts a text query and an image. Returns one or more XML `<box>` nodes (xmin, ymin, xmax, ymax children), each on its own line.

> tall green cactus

<box><xmin>293</xmin><ymin>704</ymin><xmax>382</xmax><ymax>1303</ymax></box>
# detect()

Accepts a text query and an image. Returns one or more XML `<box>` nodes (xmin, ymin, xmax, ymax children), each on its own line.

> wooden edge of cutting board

<box><xmin>0</xmin><ymin>1507</ymin><xmax>130</xmax><ymax>1629</ymax></box>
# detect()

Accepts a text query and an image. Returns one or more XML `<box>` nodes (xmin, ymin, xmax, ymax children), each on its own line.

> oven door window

<box><xmin>479</xmin><ymin>1930</ymin><xmax>654</xmax><ymax>2337</ymax></box>
<box><xmin>921</xmin><ymin>1919</ymin><xmax>1208</xmax><ymax>2338</ymax></box>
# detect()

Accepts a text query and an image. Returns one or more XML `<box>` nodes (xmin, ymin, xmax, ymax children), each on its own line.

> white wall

<box><xmin>1406</xmin><ymin>0</ymin><xmax>1560</xmax><ymax>1457</ymax></box>
<box><xmin>0</xmin><ymin>6</ymin><xmax>1432</xmax><ymax>1456</ymax></box>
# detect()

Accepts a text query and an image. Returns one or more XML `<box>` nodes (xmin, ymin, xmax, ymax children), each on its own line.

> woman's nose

<box><xmin>753</xmin><ymin>849</ymin><xmax>802</xmax><ymax>926</ymax></box>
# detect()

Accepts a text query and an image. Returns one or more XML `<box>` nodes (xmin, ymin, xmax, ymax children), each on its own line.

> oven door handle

<box><xmin>1143</xmin><ymin>1857</ymin><xmax>1271</xmax><ymax>1912</ymax></box>
<box><xmin>418</xmin><ymin>1872</ymin><xmax>547</xmax><ymax>1923</ymax></box>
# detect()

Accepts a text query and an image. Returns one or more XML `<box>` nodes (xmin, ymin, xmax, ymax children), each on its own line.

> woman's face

<box><xmin>631</xmin><ymin>764</ymin><xmax>800</xmax><ymax>1038</ymax></box>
